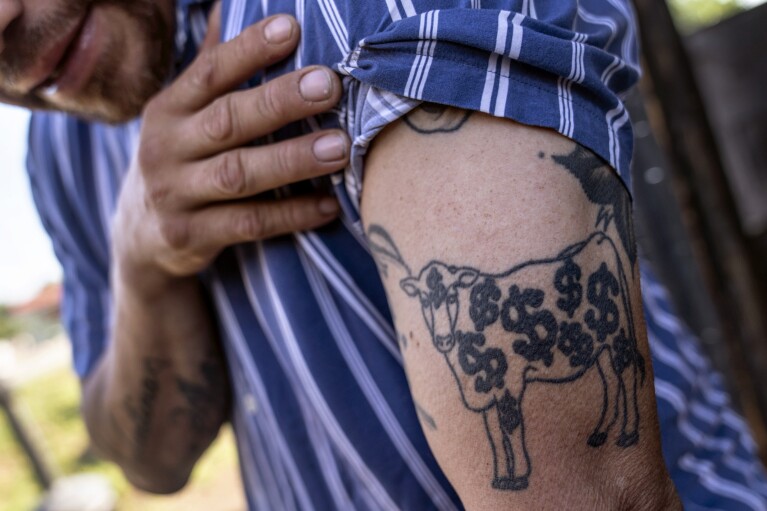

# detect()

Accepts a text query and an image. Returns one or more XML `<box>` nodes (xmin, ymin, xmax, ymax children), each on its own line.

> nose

<box><xmin>435</xmin><ymin>333</ymin><xmax>454</xmax><ymax>351</ymax></box>
<box><xmin>0</xmin><ymin>1</ymin><xmax>23</xmax><ymax>55</ymax></box>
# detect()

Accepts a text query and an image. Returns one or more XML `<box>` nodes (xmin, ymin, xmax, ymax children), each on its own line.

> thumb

<box><xmin>201</xmin><ymin>1</ymin><xmax>222</xmax><ymax>51</ymax></box>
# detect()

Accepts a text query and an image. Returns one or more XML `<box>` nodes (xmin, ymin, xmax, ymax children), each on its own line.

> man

<box><xmin>2</xmin><ymin>0</ymin><xmax>766</xmax><ymax>509</ymax></box>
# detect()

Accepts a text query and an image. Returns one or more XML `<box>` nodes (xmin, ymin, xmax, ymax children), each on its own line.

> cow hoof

<box><xmin>617</xmin><ymin>431</ymin><xmax>639</xmax><ymax>447</ymax></box>
<box><xmin>493</xmin><ymin>476</ymin><xmax>529</xmax><ymax>491</ymax></box>
<box><xmin>588</xmin><ymin>432</ymin><xmax>607</xmax><ymax>447</ymax></box>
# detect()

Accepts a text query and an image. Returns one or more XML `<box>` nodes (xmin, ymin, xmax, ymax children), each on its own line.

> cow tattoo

<box><xmin>367</xmin><ymin>142</ymin><xmax>645</xmax><ymax>491</ymax></box>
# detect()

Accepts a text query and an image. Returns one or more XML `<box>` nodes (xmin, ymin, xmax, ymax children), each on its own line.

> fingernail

<box><xmin>313</xmin><ymin>134</ymin><xmax>347</xmax><ymax>162</ymax></box>
<box><xmin>264</xmin><ymin>16</ymin><xmax>293</xmax><ymax>44</ymax></box>
<box><xmin>318</xmin><ymin>197</ymin><xmax>340</xmax><ymax>215</ymax></box>
<box><xmin>299</xmin><ymin>69</ymin><xmax>332</xmax><ymax>101</ymax></box>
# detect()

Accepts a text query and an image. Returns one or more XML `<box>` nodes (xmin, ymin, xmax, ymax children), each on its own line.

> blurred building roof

<box><xmin>9</xmin><ymin>283</ymin><xmax>62</xmax><ymax>317</ymax></box>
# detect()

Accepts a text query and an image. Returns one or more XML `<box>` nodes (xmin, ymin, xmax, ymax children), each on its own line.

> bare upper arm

<box><xmin>360</xmin><ymin>105</ymin><xmax>679</xmax><ymax>510</ymax></box>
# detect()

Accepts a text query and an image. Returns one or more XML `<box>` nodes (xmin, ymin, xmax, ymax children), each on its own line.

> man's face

<box><xmin>0</xmin><ymin>0</ymin><xmax>176</xmax><ymax>123</ymax></box>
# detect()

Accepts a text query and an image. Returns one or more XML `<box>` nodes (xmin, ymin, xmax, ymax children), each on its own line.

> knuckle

<box><xmin>282</xmin><ymin>201</ymin><xmax>305</xmax><ymax>229</ymax></box>
<box><xmin>203</xmin><ymin>96</ymin><xmax>234</xmax><ymax>142</ymax></box>
<box><xmin>213</xmin><ymin>152</ymin><xmax>247</xmax><ymax>196</ymax></box>
<box><xmin>159</xmin><ymin>217</ymin><xmax>191</xmax><ymax>250</ymax></box>
<box><xmin>137</xmin><ymin>135</ymin><xmax>165</xmax><ymax>171</ymax></box>
<box><xmin>255</xmin><ymin>83</ymin><xmax>284</xmax><ymax>121</ymax></box>
<box><xmin>235</xmin><ymin>209</ymin><xmax>266</xmax><ymax>240</ymax></box>
<box><xmin>190</xmin><ymin>49</ymin><xmax>217</xmax><ymax>91</ymax></box>
<box><xmin>145</xmin><ymin>181</ymin><xmax>171</xmax><ymax>209</ymax></box>
<box><xmin>231</xmin><ymin>33</ymin><xmax>253</xmax><ymax>63</ymax></box>
<box><xmin>273</xmin><ymin>140</ymin><xmax>301</xmax><ymax>178</ymax></box>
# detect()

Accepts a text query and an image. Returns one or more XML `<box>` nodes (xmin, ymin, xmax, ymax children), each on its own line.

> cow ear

<box><xmin>456</xmin><ymin>269</ymin><xmax>480</xmax><ymax>287</ymax></box>
<box><xmin>401</xmin><ymin>278</ymin><xmax>421</xmax><ymax>297</ymax></box>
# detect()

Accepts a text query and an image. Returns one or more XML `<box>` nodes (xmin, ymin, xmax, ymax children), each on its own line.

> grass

<box><xmin>0</xmin><ymin>368</ymin><xmax>243</xmax><ymax>511</ymax></box>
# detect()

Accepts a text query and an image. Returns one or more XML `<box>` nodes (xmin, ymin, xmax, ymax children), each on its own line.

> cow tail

<box><xmin>367</xmin><ymin>224</ymin><xmax>412</xmax><ymax>276</ymax></box>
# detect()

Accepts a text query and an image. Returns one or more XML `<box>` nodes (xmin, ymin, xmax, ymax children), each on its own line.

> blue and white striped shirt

<box><xmin>27</xmin><ymin>0</ymin><xmax>767</xmax><ymax>509</ymax></box>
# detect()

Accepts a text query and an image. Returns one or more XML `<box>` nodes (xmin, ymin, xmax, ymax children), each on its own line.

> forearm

<box><xmin>362</xmin><ymin>108</ymin><xmax>680</xmax><ymax>510</ymax></box>
<box><xmin>82</xmin><ymin>265</ymin><xmax>229</xmax><ymax>494</ymax></box>
<box><xmin>79</xmin><ymin>13</ymin><xmax>350</xmax><ymax>494</ymax></box>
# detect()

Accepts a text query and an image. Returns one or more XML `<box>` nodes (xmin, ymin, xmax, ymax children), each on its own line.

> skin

<box><xmin>1</xmin><ymin>0</ymin><xmax>350</xmax><ymax>493</ymax></box>
<box><xmin>362</xmin><ymin>108</ymin><xmax>682</xmax><ymax>509</ymax></box>
<box><xmin>2</xmin><ymin>0</ymin><xmax>683</xmax><ymax>506</ymax></box>
<box><xmin>0</xmin><ymin>0</ymin><xmax>175</xmax><ymax>121</ymax></box>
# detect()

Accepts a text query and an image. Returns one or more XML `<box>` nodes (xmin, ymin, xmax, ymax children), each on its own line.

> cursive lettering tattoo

<box><xmin>171</xmin><ymin>354</ymin><xmax>226</xmax><ymax>455</ymax></box>
<box><xmin>123</xmin><ymin>357</ymin><xmax>170</xmax><ymax>455</ymax></box>
<box><xmin>367</xmin><ymin>143</ymin><xmax>644</xmax><ymax>491</ymax></box>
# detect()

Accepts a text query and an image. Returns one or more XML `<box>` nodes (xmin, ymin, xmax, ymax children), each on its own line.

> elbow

<box><xmin>121</xmin><ymin>465</ymin><xmax>192</xmax><ymax>495</ymax></box>
<box><xmin>618</xmin><ymin>472</ymin><xmax>682</xmax><ymax>511</ymax></box>
<box><xmin>83</xmin><ymin>404</ymin><xmax>195</xmax><ymax>494</ymax></box>
<box><xmin>80</xmin><ymin>371</ymin><xmax>196</xmax><ymax>495</ymax></box>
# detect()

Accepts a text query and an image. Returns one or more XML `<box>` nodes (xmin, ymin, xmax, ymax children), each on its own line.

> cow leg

<box><xmin>483</xmin><ymin>409</ymin><xmax>511</xmax><ymax>487</ymax></box>
<box><xmin>588</xmin><ymin>350</ymin><xmax>619</xmax><ymax>447</ymax></box>
<box><xmin>617</xmin><ymin>363</ymin><xmax>639</xmax><ymax>447</ymax></box>
<box><xmin>490</xmin><ymin>390</ymin><xmax>529</xmax><ymax>490</ymax></box>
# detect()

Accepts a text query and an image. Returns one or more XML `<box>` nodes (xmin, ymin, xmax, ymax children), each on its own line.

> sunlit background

<box><xmin>0</xmin><ymin>107</ymin><xmax>243</xmax><ymax>510</ymax></box>
<box><xmin>0</xmin><ymin>0</ymin><xmax>764</xmax><ymax>509</ymax></box>
<box><xmin>0</xmin><ymin>106</ymin><xmax>61</xmax><ymax>306</ymax></box>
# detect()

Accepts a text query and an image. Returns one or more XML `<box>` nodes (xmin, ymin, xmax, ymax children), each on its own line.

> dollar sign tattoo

<box><xmin>456</xmin><ymin>331</ymin><xmax>508</xmax><ymax>393</ymax></box>
<box><xmin>470</xmin><ymin>278</ymin><xmax>502</xmax><ymax>331</ymax></box>
<box><xmin>557</xmin><ymin>321</ymin><xmax>595</xmax><ymax>367</ymax></box>
<box><xmin>501</xmin><ymin>286</ymin><xmax>558</xmax><ymax>366</ymax></box>
<box><xmin>426</xmin><ymin>267</ymin><xmax>447</xmax><ymax>308</ymax></box>
<box><xmin>585</xmin><ymin>263</ymin><xmax>620</xmax><ymax>342</ymax></box>
<box><xmin>554</xmin><ymin>259</ymin><xmax>582</xmax><ymax>318</ymax></box>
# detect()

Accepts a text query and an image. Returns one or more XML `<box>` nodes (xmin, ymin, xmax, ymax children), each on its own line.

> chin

<box><xmin>51</xmin><ymin>5</ymin><xmax>174</xmax><ymax>124</ymax></box>
<box><xmin>41</xmin><ymin>71</ymin><xmax>168</xmax><ymax>125</ymax></box>
<box><xmin>45</xmin><ymin>92</ymin><xmax>149</xmax><ymax>124</ymax></box>
<box><xmin>2</xmin><ymin>1</ymin><xmax>175</xmax><ymax>124</ymax></box>
<box><xmin>48</xmin><ymin>58</ymin><xmax>169</xmax><ymax>124</ymax></box>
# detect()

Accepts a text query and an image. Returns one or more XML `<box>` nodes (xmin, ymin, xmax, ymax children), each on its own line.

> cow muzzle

<box><xmin>434</xmin><ymin>333</ymin><xmax>455</xmax><ymax>353</ymax></box>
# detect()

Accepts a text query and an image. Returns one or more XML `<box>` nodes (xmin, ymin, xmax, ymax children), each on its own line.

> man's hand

<box><xmin>83</xmin><ymin>12</ymin><xmax>351</xmax><ymax>494</ymax></box>
<box><xmin>113</xmin><ymin>13</ymin><xmax>349</xmax><ymax>290</ymax></box>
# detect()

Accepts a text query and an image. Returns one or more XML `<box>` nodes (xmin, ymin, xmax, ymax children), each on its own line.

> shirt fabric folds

<box><xmin>26</xmin><ymin>0</ymin><xmax>767</xmax><ymax>509</ymax></box>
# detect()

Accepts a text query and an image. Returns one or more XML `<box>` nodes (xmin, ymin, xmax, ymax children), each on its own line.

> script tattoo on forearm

<box><xmin>171</xmin><ymin>353</ymin><xmax>226</xmax><ymax>455</ymax></box>
<box><xmin>121</xmin><ymin>351</ymin><xmax>225</xmax><ymax>458</ymax></box>
<box><xmin>123</xmin><ymin>357</ymin><xmax>170</xmax><ymax>455</ymax></box>
<box><xmin>368</xmin><ymin>139</ymin><xmax>645</xmax><ymax>491</ymax></box>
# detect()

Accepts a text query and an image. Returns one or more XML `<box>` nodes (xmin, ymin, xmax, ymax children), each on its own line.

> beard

<box><xmin>0</xmin><ymin>0</ymin><xmax>175</xmax><ymax>123</ymax></box>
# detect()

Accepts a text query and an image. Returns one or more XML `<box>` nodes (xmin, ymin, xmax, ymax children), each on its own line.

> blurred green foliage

<box><xmin>668</xmin><ymin>0</ymin><xmax>746</xmax><ymax>33</ymax></box>
<box><xmin>0</xmin><ymin>307</ymin><xmax>21</xmax><ymax>340</ymax></box>
<box><xmin>0</xmin><ymin>368</ymin><xmax>242</xmax><ymax>511</ymax></box>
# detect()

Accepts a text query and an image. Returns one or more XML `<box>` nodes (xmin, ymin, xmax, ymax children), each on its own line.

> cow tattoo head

<box><xmin>401</xmin><ymin>264</ymin><xmax>479</xmax><ymax>352</ymax></box>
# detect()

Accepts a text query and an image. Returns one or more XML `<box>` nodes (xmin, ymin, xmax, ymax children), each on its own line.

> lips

<box><xmin>16</xmin><ymin>15</ymin><xmax>87</xmax><ymax>93</ymax></box>
<box><xmin>39</xmin><ymin>9</ymin><xmax>105</xmax><ymax>97</ymax></box>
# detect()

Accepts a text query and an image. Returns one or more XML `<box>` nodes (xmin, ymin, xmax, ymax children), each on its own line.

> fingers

<box><xmin>166</xmin><ymin>14</ymin><xmax>300</xmax><ymax>112</ymax></box>
<box><xmin>186</xmin><ymin>196</ymin><xmax>340</xmax><ymax>253</ymax></box>
<box><xmin>179</xmin><ymin>130</ymin><xmax>350</xmax><ymax>204</ymax></box>
<box><xmin>181</xmin><ymin>66</ymin><xmax>342</xmax><ymax>158</ymax></box>
<box><xmin>200</xmin><ymin>1</ymin><xmax>222</xmax><ymax>51</ymax></box>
